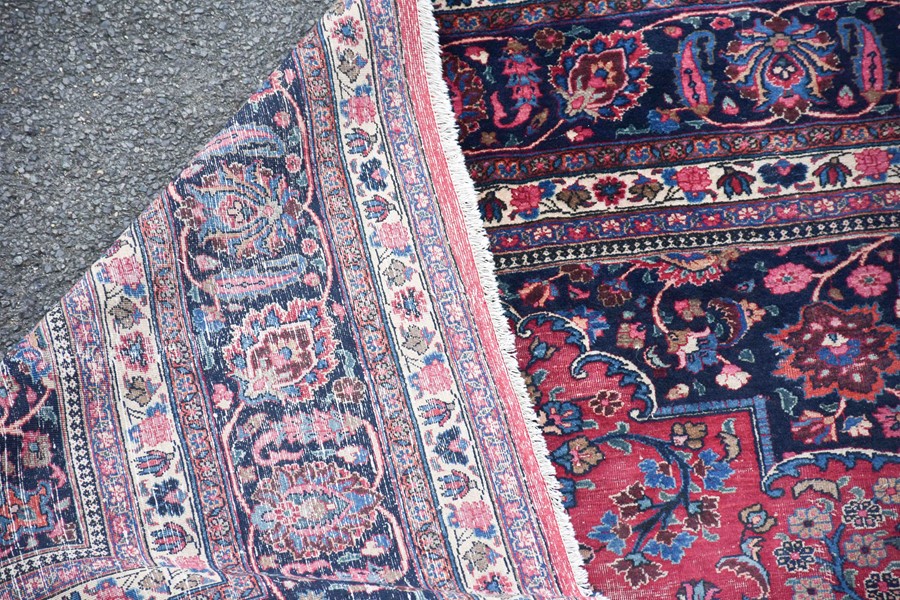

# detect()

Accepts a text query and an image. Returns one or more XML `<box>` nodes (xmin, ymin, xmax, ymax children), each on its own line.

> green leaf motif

<box><xmin>605</xmin><ymin>438</ymin><xmax>633</xmax><ymax>455</ymax></box>
<box><xmin>775</xmin><ymin>388</ymin><xmax>798</xmax><ymax>416</ymax></box>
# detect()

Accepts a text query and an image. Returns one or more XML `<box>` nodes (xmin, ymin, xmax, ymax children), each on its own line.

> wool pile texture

<box><xmin>2</xmin><ymin>0</ymin><xmax>899</xmax><ymax>598</ymax></box>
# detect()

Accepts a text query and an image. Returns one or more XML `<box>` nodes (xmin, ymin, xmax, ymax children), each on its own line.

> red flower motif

<box><xmin>769</xmin><ymin>303</ymin><xmax>900</xmax><ymax>402</ymax></box>
<box><xmin>509</xmin><ymin>184</ymin><xmax>543</xmax><ymax>216</ymax></box>
<box><xmin>593</xmin><ymin>177</ymin><xmax>627</xmax><ymax>207</ymax></box>
<box><xmin>550</xmin><ymin>30</ymin><xmax>651</xmax><ymax>121</ymax></box>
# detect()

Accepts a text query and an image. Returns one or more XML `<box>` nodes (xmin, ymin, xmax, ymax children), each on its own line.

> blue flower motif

<box><xmin>759</xmin><ymin>159</ymin><xmax>808</xmax><ymax>187</ymax></box>
<box><xmin>639</xmin><ymin>459</ymin><xmax>676</xmax><ymax>490</ymax></box>
<box><xmin>435</xmin><ymin>426</ymin><xmax>469</xmax><ymax>465</ymax></box>
<box><xmin>806</xmin><ymin>246</ymin><xmax>838</xmax><ymax>266</ymax></box>
<box><xmin>697</xmin><ymin>448</ymin><xmax>734</xmax><ymax>491</ymax></box>
<box><xmin>559</xmin><ymin>477</ymin><xmax>577</xmax><ymax>509</ymax></box>
<box><xmin>648</xmin><ymin>109</ymin><xmax>679</xmax><ymax>133</ymax></box>
<box><xmin>682</xmin><ymin>332</ymin><xmax>719</xmax><ymax>374</ymax></box>
<box><xmin>540</xmin><ymin>401</ymin><xmax>584</xmax><ymax>434</ymax></box>
<box><xmin>359</xmin><ymin>157</ymin><xmax>388</xmax><ymax>191</ymax></box>
<box><xmin>587</xmin><ymin>510</ymin><xmax>627</xmax><ymax>555</ymax></box>
<box><xmin>560</xmin><ymin>305</ymin><xmax>608</xmax><ymax>343</ymax></box>
<box><xmin>147</xmin><ymin>478</ymin><xmax>185</xmax><ymax>517</ymax></box>
<box><xmin>644</xmin><ymin>531</ymin><xmax>697</xmax><ymax>564</ymax></box>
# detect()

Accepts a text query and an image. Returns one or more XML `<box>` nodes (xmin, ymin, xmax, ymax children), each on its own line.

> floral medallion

<box><xmin>769</xmin><ymin>303</ymin><xmax>900</xmax><ymax>403</ymax></box>
<box><xmin>223</xmin><ymin>299</ymin><xmax>337</xmax><ymax>405</ymax></box>
<box><xmin>550</xmin><ymin>31</ymin><xmax>650</xmax><ymax>121</ymax></box>
<box><xmin>251</xmin><ymin>461</ymin><xmax>382</xmax><ymax>560</ymax></box>
<box><xmin>181</xmin><ymin>161</ymin><xmax>303</xmax><ymax>259</ymax></box>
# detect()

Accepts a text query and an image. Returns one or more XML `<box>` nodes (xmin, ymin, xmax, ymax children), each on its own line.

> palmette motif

<box><xmin>439</xmin><ymin>0</ymin><xmax>900</xmax><ymax>598</ymax></box>
<box><xmin>0</xmin><ymin>0</ymin><xmax>583</xmax><ymax>597</ymax></box>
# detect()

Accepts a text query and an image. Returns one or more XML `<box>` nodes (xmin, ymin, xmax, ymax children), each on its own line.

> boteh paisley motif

<box><xmin>439</xmin><ymin>0</ymin><xmax>900</xmax><ymax>597</ymax></box>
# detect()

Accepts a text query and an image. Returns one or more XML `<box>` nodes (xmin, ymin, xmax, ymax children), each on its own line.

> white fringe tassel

<box><xmin>413</xmin><ymin>0</ymin><xmax>596</xmax><ymax>595</ymax></box>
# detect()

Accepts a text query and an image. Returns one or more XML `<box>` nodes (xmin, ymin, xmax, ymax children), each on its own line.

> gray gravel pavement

<box><xmin>0</xmin><ymin>0</ymin><xmax>332</xmax><ymax>352</ymax></box>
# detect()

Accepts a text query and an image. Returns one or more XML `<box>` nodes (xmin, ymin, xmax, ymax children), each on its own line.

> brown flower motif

<box><xmin>534</xmin><ymin>28</ymin><xmax>565</xmax><ymax>51</ymax></box>
<box><xmin>684</xmin><ymin>496</ymin><xmax>720</xmax><ymax>531</ymax></box>
<box><xmin>589</xmin><ymin>390</ymin><xmax>624</xmax><ymax>416</ymax></box>
<box><xmin>671</xmin><ymin>422</ymin><xmax>707</xmax><ymax>450</ymax></box>
<box><xmin>635</xmin><ymin>249</ymin><xmax>740</xmax><ymax>287</ymax></box>
<box><xmin>21</xmin><ymin>432</ymin><xmax>52</xmax><ymax>469</ymax></box>
<box><xmin>224</xmin><ymin>299</ymin><xmax>337</xmax><ymax>405</ymax></box>
<box><xmin>552</xmin><ymin>436</ymin><xmax>604</xmax><ymax>475</ymax></box>
<box><xmin>598</xmin><ymin>280</ymin><xmax>632</xmax><ymax>307</ymax></box>
<box><xmin>739</xmin><ymin>503</ymin><xmax>777</xmax><ymax>533</ymax></box>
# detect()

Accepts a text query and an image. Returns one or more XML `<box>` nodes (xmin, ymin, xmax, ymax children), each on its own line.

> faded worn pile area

<box><xmin>437</xmin><ymin>0</ymin><xmax>900</xmax><ymax>598</ymax></box>
<box><xmin>0</xmin><ymin>0</ymin><xmax>585</xmax><ymax>597</ymax></box>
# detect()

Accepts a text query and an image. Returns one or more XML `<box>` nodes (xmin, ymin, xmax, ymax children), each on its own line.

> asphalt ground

<box><xmin>0</xmin><ymin>0</ymin><xmax>332</xmax><ymax>351</ymax></box>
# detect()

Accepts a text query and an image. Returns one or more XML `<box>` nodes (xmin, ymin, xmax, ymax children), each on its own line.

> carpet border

<box><xmin>405</xmin><ymin>0</ymin><xmax>595</xmax><ymax>594</ymax></box>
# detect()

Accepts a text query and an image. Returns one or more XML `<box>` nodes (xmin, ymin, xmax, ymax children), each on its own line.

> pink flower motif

<box><xmin>874</xmin><ymin>406</ymin><xmax>900</xmax><ymax>438</ymax></box>
<box><xmin>117</xmin><ymin>331</ymin><xmax>152</xmax><ymax>373</ymax></box>
<box><xmin>855</xmin><ymin>148</ymin><xmax>891</xmax><ymax>179</ymax></box>
<box><xmin>285</xmin><ymin>153</ymin><xmax>302</xmax><ymax>173</ymax></box>
<box><xmin>379</xmin><ymin>221</ymin><xmax>410</xmax><ymax>251</ymax></box>
<box><xmin>104</xmin><ymin>256</ymin><xmax>144</xmax><ymax>288</ymax></box>
<box><xmin>211</xmin><ymin>383</ymin><xmax>233</xmax><ymax>410</ymax></box>
<box><xmin>273</xmin><ymin>111</ymin><xmax>291</xmax><ymax>128</ymax></box>
<box><xmin>710</xmin><ymin>17</ymin><xmax>733</xmax><ymax>29</ymax></box>
<box><xmin>464</xmin><ymin>46</ymin><xmax>489</xmax><ymax>64</ymax></box>
<box><xmin>346</xmin><ymin>95</ymin><xmax>376</xmax><ymax>123</ymax></box>
<box><xmin>300</xmin><ymin>238</ymin><xmax>318</xmax><ymax>255</ymax></box>
<box><xmin>417</xmin><ymin>359</ymin><xmax>452</xmax><ymax>395</ymax></box>
<box><xmin>172</xmin><ymin>555</ymin><xmax>211</xmax><ymax>571</ymax></box>
<box><xmin>476</xmin><ymin>573</ymin><xmax>514</xmax><ymax>595</ymax></box>
<box><xmin>566</xmin><ymin>126</ymin><xmax>593</xmax><ymax>143</ymax></box>
<box><xmin>392</xmin><ymin>287</ymin><xmax>427</xmax><ymax>320</ymax></box>
<box><xmin>816</xmin><ymin>6</ymin><xmax>837</xmax><ymax>20</ymax></box>
<box><xmin>715</xmin><ymin>363</ymin><xmax>751</xmax><ymax>390</ymax></box>
<box><xmin>509</xmin><ymin>184</ymin><xmax>543</xmax><ymax>215</ymax></box>
<box><xmin>675</xmin><ymin>166</ymin><xmax>712</xmax><ymax>193</ymax></box>
<box><xmin>449</xmin><ymin>501</ymin><xmax>494</xmax><ymax>533</ymax></box>
<box><xmin>846</xmin><ymin>264</ymin><xmax>891</xmax><ymax>297</ymax></box>
<box><xmin>764</xmin><ymin>263</ymin><xmax>815</xmax><ymax>294</ymax></box>
<box><xmin>138</xmin><ymin>412</ymin><xmax>174</xmax><ymax>447</ymax></box>
<box><xmin>331</xmin><ymin>15</ymin><xmax>361</xmax><ymax>45</ymax></box>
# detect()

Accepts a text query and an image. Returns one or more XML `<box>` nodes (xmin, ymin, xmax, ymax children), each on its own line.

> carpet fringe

<box><xmin>413</xmin><ymin>0</ymin><xmax>595</xmax><ymax>595</ymax></box>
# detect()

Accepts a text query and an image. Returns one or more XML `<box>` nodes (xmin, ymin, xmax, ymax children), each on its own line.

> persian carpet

<box><xmin>0</xmin><ymin>0</ymin><xmax>588</xmax><ymax>598</ymax></box>
<box><xmin>436</xmin><ymin>0</ymin><xmax>900</xmax><ymax>598</ymax></box>
<box><xmin>3</xmin><ymin>1</ymin><xmax>900</xmax><ymax>600</ymax></box>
